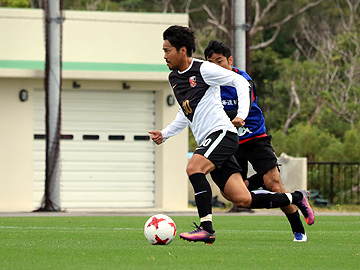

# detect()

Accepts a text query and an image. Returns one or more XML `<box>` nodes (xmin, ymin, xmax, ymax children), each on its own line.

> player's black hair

<box><xmin>204</xmin><ymin>40</ymin><xmax>232</xmax><ymax>60</ymax></box>
<box><xmin>163</xmin><ymin>25</ymin><xmax>196</xmax><ymax>57</ymax></box>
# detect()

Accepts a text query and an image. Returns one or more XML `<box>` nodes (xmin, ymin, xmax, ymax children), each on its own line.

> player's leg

<box><xmin>245</xmin><ymin>173</ymin><xmax>265</xmax><ymax>191</ymax></box>
<box><xmin>228</xmin><ymin>158</ymin><xmax>255</xmax><ymax>212</ymax></box>
<box><xmin>186</xmin><ymin>153</ymin><xmax>216</xmax><ymax>234</ymax></box>
<box><xmin>180</xmin><ymin>130</ymin><xmax>238</xmax><ymax>244</ymax></box>
<box><xmin>251</xmin><ymin>135</ymin><xmax>312</xmax><ymax>240</ymax></box>
<box><xmin>263</xmin><ymin>167</ymin><xmax>296</xmax><ymax>213</ymax></box>
<box><xmin>215</xmin><ymin>158</ymin><xmax>309</xmax><ymax>210</ymax></box>
<box><xmin>223</xmin><ymin>172</ymin><xmax>252</xmax><ymax>206</ymax></box>
<box><xmin>181</xmin><ymin>154</ymin><xmax>216</xmax><ymax>244</ymax></box>
<box><xmin>224</xmin><ymin>172</ymin><xmax>294</xmax><ymax>208</ymax></box>
<box><xmin>224</xmin><ymin>173</ymin><xmax>313</xmax><ymax>216</ymax></box>
<box><xmin>263</xmin><ymin>166</ymin><xmax>307</xmax><ymax>241</ymax></box>
<box><xmin>233</xmin><ymin>139</ymin><xmax>264</xmax><ymax>191</ymax></box>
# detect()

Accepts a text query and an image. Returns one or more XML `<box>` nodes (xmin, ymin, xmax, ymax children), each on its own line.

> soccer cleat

<box><xmin>295</xmin><ymin>190</ymin><xmax>315</xmax><ymax>226</ymax></box>
<box><xmin>179</xmin><ymin>222</ymin><xmax>216</xmax><ymax>244</ymax></box>
<box><xmin>293</xmin><ymin>233</ymin><xmax>307</xmax><ymax>242</ymax></box>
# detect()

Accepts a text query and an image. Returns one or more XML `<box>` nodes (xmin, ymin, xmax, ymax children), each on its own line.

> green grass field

<box><xmin>0</xmin><ymin>215</ymin><xmax>359</xmax><ymax>269</ymax></box>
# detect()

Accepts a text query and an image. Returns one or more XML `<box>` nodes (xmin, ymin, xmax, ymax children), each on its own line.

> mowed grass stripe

<box><xmin>0</xmin><ymin>215</ymin><xmax>359</xmax><ymax>270</ymax></box>
<box><xmin>3</xmin><ymin>226</ymin><xmax>359</xmax><ymax>235</ymax></box>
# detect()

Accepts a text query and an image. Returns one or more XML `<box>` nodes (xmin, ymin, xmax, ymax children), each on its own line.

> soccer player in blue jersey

<box><xmin>149</xmin><ymin>25</ymin><xmax>314</xmax><ymax>244</ymax></box>
<box><xmin>204</xmin><ymin>40</ymin><xmax>309</xmax><ymax>242</ymax></box>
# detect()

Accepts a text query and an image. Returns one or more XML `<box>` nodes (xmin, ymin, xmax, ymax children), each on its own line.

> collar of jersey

<box><xmin>178</xmin><ymin>58</ymin><xmax>196</xmax><ymax>74</ymax></box>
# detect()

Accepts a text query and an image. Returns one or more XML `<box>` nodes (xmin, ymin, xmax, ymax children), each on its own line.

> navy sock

<box><xmin>291</xmin><ymin>191</ymin><xmax>303</xmax><ymax>203</ymax></box>
<box><xmin>200</xmin><ymin>221</ymin><xmax>214</xmax><ymax>234</ymax></box>
<box><xmin>189</xmin><ymin>173</ymin><xmax>213</xmax><ymax>233</ymax></box>
<box><xmin>250</xmin><ymin>192</ymin><xmax>291</xmax><ymax>208</ymax></box>
<box><xmin>246</xmin><ymin>173</ymin><xmax>264</xmax><ymax>191</ymax></box>
<box><xmin>286</xmin><ymin>211</ymin><xmax>305</xmax><ymax>234</ymax></box>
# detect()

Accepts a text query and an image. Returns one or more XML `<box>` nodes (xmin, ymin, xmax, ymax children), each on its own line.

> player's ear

<box><xmin>228</xmin><ymin>55</ymin><xmax>234</xmax><ymax>66</ymax></box>
<box><xmin>180</xmin><ymin>46</ymin><xmax>187</xmax><ymax>56</ymax></box>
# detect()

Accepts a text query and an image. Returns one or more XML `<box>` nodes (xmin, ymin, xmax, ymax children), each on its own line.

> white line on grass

<box><xmin>0</xmin><ymin>226</ymin><xmax>142</xmax><ymax>231</ymax></box>
<box><xmin>220</xmin><ymin>229</ymin><xmax>360</xmax><ymax>234</ymax></box>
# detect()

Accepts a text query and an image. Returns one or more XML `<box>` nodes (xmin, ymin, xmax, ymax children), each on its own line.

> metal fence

<box><xmin>307</xmin><ymin>162</ymin><xmax>360</xmax><ymax>204</ymax></box>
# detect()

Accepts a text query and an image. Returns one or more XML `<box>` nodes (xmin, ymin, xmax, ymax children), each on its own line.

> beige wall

<box><xmin>277</xmin><ymin>153</ymin><xmax>307</xmax><ymax>192</ymax></box>
<box><xmin>155</xmin><ymin>88</ymin><xmax>189</xmax><ymax>210</ymax></box>
<box><xmin>62</xmin><ymin>11</ymin><xmax>182</xmax><ymax>65</ymax></box>
<box><xmin>0</xmin><ymin>8</ymin><xmax>186</xmax><ymax>65</ymax></box>
<box><xmin>0</xmin><ymin>78</ymin><xmax>38</xmax><ymax>211</ymax></box>
<box><xmin>0</xmin><ymin>8</ymin><xmax>189</xmax><ymax>211</ymax></box>
<box><xmin>0</xmin><ymin>9</ymin><xmax>44</xmax><ymax>61</ymax></box>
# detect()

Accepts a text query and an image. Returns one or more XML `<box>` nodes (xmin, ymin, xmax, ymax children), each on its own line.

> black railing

<box><xmin>307</xmin><ymin>162</ymin><xmax>360</xmax><ymax>204</ymax></box>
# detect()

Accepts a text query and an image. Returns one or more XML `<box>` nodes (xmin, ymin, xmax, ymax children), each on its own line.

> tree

<box><xmin>292</xmin><ymin>0</ymin><xmax>360</xmax><ymax>128</ymax></box>
<box><xmin>249</xmin><ymin>0</ymin><xmax>324</xmax><ymax>50</ymax></box>
<box><xmin>0</xmin><ymin>0</ymin><xmax>31</xmax><ymax>7</ymax></box>
<box><xmin>271</xmin><ymin>123</ymin><xmax>342</xmax><ymax>162</ymax></box>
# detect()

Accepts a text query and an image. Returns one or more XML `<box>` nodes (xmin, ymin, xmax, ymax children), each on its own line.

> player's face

<box><xmin>207</xmin><ymin>53</ymin><xmax>233</xmax><ymax>70</ymax></box>
<box><xmin>163</xmin><ymin>40</ymin><xmax>182</xmax><ymax>71</ymax></box>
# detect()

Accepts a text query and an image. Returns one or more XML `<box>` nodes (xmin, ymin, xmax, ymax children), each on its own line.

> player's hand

<box><xmin>232</xmin><ymin>117</ymin><xmax>245</xmax><ymax>128</ymax></box>
<box><xmin>149</xmin><ymin>130</ymin><xmax>163</xmax><ymax>145</ymax></box>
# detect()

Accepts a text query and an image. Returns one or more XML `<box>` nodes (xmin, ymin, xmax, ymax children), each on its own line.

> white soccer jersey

<box><xmin>161</xmin><ymin>59</ymin><xmax>251</xmax><ymax>145</ymax></box>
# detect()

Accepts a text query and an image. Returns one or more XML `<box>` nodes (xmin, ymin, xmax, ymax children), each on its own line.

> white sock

<box><xmin>200</xmin><ymin>214</ymin><xmax>212</xmax><ymax>223</ymax></box>
<box><xmin>285</xmin><ymin>193</ymin><xmax>293</xmax><ymax>203</ymax></box>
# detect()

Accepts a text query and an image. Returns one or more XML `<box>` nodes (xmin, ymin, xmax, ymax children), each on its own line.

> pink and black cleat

<box><xmin>180</xmin><ymin>222</ymin><xmax>216</xmax><ymax>244</ymax></box>
<box><xmin>295</xmin><ymin>190</ymin><xmax>315</xmax><ymax>225</ymax></box>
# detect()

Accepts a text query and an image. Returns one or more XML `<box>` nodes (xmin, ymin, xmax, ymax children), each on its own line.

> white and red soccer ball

<box><xmin>144</xmin><ymin>214</ymin><xmax>177</xmax><ymax>245</ymax></box>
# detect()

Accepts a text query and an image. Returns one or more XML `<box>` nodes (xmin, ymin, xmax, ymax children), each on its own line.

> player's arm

<box><xmin>231</xmin><ymin>73</ymin><xmax>252</xmax><ymax>127</ymax></box>
<box><xmin>149</xmin><ymin>108</ymin><xmax>188</xmax><ymax>145</ymax></box>
<box><xmin>201</xmin><ymin>61</ymin><xmax>250</xmax><ymax>126</ymax></box>
<box><xmin>232</xmin><ymin>116</ymin><xmax>245</xmax><ymax>128</ymax></box>
<box><xmin>223</xmin><ymin>69</ymin><xmax>250</xmax><ymax>126</ymax></box>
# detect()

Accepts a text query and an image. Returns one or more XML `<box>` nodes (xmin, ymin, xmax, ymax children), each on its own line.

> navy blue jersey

<box><xmin>220</xmin><ymin>67</ymin><xmax>267</xmax><ymax>143</ymax></box>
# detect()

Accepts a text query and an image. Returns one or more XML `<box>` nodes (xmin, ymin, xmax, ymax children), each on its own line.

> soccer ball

<box><xmin>144</xmin><ymin>214</ymin><xmax>177</xmax><ymax>245</ymax></box>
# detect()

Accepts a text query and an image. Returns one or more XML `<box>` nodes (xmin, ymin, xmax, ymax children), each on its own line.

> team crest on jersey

<box><xmin>189</xmin><ymin>76</ymin><xmax>197</xmax><ymax>87</ymax></box>
<box><xmin>238</xmin><ymin>127</ymin><xmax>253</xmax><ymax>137</ymax></box>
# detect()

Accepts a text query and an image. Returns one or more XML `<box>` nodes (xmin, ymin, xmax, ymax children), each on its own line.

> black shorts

<box><xmin>194</xmin><ymin>130</ymin><xmax>242</xmax><ymax>192</ymax></box>
<box><xmin>235</xmin><ymin>135</ymin><xmax>279</xmax><ymax>179</ymax></box>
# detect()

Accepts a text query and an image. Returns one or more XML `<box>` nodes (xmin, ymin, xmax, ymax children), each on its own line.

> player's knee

<box><xmin>230</xmin><ymin>194</ymin><xmax>252</xmax><ymax>208</ymax></box>
<box><xmin>186</xmin><ymin>165</ymin><xmax>194</xmax><ymax>176</ymax></box>
<box><xmin>265</xmin><ymin>179</ymin><xmax>285</xmax><ymax>193</ymax></box>
<box><xmin>186</xmin><ymin>162</ymin><xmax>202</xmax><ymax>176</ymax></box>
<box><xmin>234</xmin><ymin>198</ymin><xmax>251</xmax><ymax>208</ymax></box>
<box><xmin>186</xmin><ymin>158</ymin><xmax>197</xmax><ymax>175</ymax></box>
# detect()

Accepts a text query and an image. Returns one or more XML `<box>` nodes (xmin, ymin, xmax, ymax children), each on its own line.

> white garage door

<box><xmin>33</xmin><ymin>89</ymin><xmax>156</xmax><ymax>209</ymax></box>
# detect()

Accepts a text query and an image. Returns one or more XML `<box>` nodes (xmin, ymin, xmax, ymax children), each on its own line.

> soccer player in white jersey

<box><xmin>149</xmin><ymin>25</ymin><xmax>314</xmax><ymax>244</ymax></box>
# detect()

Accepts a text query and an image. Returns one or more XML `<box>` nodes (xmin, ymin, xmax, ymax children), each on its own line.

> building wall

<box><xmin>155</xmin><ymin>88</ymin><xmax>189</xmax><ymax>210</ymax></box>
<box><xmin>0</xmin><ymin>8</ymin><xmax>186</xmax><ymax>66</ymax></box>
<box><xmin>0</xmin><ymin>8</ymin><xmax>189</xmax><ymax>211</ymax></box>
<box><xmin>0</xmin><ymin>78</ymin><xmax>36</xmax><ymax>211</ymax></box>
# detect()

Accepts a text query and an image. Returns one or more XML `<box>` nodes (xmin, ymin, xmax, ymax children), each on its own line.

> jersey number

<box><xmin>200</xmin><ymin>138</ymin><xmax>212</xmax><ymax>147</ymax></box>
<box><xmin>182</xmin><ymin>100</ymin><xmax>193</xmax><ymax>115</ymax></box>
